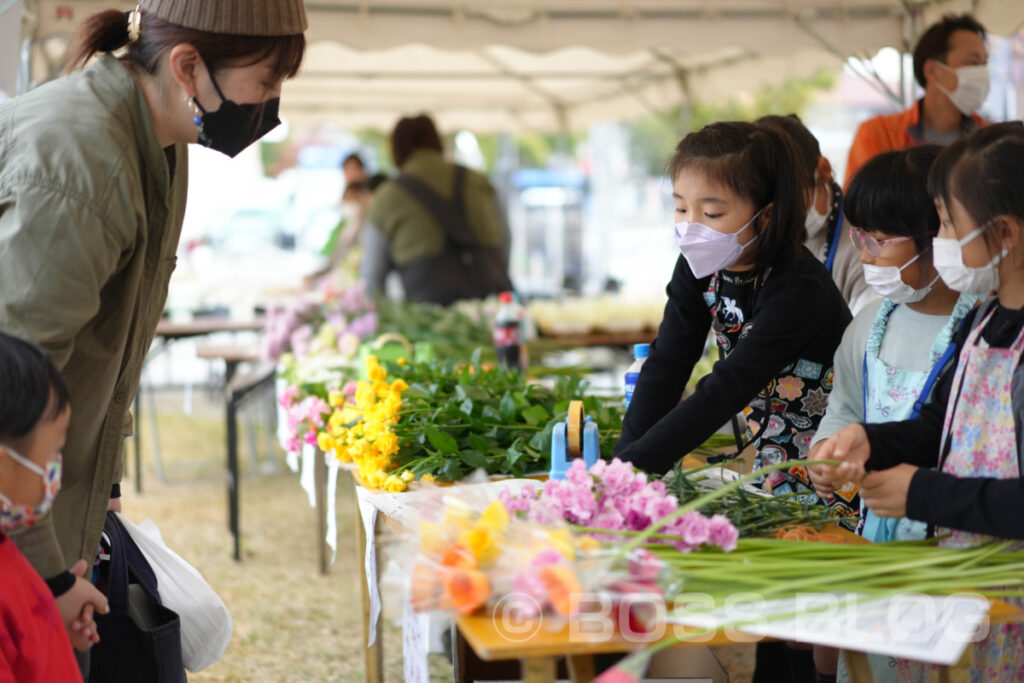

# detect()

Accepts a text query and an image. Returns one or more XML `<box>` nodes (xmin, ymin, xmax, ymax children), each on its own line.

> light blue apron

<box><xmin>859</xmin><ymin>294</ymin><xmax>977</xmax><ymax>543</ymax></box>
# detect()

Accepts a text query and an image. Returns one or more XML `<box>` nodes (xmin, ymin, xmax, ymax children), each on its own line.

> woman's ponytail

<box><xmin>65</xmin><ymin>10</ymin><xmax>132</xmax><ymax>72</ymax></box>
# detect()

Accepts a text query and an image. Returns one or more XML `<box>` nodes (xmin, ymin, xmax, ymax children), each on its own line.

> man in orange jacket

<box><xmin>844</xmin><ymin>14</ymin><xmax>989</xmax><ymax>187</ymax></box>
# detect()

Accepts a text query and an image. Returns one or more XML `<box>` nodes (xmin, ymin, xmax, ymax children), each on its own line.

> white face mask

<box><xmin>935</xmin><ymin>63</ymin><xmax>990</xmax><ymax>116</ymax></box>
<box><xmin>933</xmin><ymin>224</ymin><xmax>1005</xmax><ymax>295</ymax></box>
<box><xmin>0</xmin><ymin>447</ymin><xmax>62</xmax><ymax>533</ymax></box>
<box><xmin>862</xmin><ymin>250</ymin><xmax>938</xmax><ymax>304</ymax></box>
<box><xmin>804</xmin><ymin>183</ymin><xmax>829</xmax><ymax>238</ymax></box>
<box><xmin>674</xmin><ymin>209</ymin><xmax>763</xmax><ymax>279</ymax></box>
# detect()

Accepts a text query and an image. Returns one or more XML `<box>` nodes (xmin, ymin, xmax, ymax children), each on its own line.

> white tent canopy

<box><xmin>20</xmin><ymin>0</ymin><xmax>1024</xmax><ymax>131</ymax></box>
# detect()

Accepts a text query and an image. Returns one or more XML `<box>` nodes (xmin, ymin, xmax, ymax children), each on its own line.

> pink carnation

<box><xmin>674</xmin><ymin>510</ymin><xmax>710</xmax><ymax>547</ymax></box>
<box><xmin>708</xmin><ymin>514</ymin><xmax>739</xmax><ymax>552</ymax></box>
<box><xmin>278</xmin><ymin>385</ymin><xmax>300</xmax><ymax>408</ymax></box>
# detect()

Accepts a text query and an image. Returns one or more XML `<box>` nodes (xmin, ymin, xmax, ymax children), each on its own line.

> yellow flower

<box><xmin>375</xmin><ymin>431</ymin><xmax>399</xmax><ymax>457</ymax></box>
<box><xmin>384</xmin><ymin>475</ymin><xmax>407</xmax><ymax>493</ymax></box>
<box><xmin>368</xmin><ymin>363</ymin><xmax>387</xmax><ymax>382</ymax></box>
<box><xmin>401</xmin><ymin>470</ymin><xmax>415</xmax><ymax>482</ymax></box>
<box><xmin>463</xmin><ymin>526</ymin><xmax>500</xmax><ymax>565</ymax></box>
<box><xmin>545</xmin><ymin>528</ymin><xmax>575</xmax><ymax>561</ymax></box>
<box><xmin>328</xmin><ymin>390</ymin><xmax>346</xmax><ymax>407</ymax></box>
<box><xmin>477</xmin><ymin>500</ymin><xmax>510</xmax><ymax>532</ymax></box>
<box><xmin>575</xmin><ymin>535</ymin><xmax>600</xmax><ymax>556</ymax></box>
<box><xmin>419</xmin><ymin>521</ymin><xmax>445</xmax><ymax>553</ymax></box>
<box><xmin>390</xmin><ymin>379</ymin><xmax>409</xmax><ymax>393</ymax></box>
<box><xmin>421</xmin><ymin>474</ymin><xmax>435</xmax><ymax>484</ymax></box>
<box><xmin>317</xmin><ymin>432</ymin><xmax>335</xmax><ymax>454</ymax></box>
<box><xmin>442</xmin><ymin>499</ymin><xmax>473</xmax><ymax>532</ymax></box>
<box><xmin>397</xmin><ymin>357</ymin><xmax>407</xmax><ymax>366</ymax></box>
<box><xmin>355</xmin><ymin>382</ymin><xmax>376</xmax><ymax>408</ymax></box>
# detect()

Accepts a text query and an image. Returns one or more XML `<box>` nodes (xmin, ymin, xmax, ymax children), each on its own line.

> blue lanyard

<box><xmin>824</xmin><ymin>207</ymin><xmax>843</xmax><ymax>275</ymax></box>
<box><xmin>861</xmin><ymin>319</ymin><xmax>956</xmax><ymax>419</ymax></box>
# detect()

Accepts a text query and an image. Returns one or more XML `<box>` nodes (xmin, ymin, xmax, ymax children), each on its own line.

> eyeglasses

<box><xmin>849</xmin><ymin>228</ymin><xmax>913</xmax><ymax>257</ymax></box>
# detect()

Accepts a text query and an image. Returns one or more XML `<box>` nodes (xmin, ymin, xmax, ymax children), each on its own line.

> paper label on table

<box><xmin>668</xmin><ymin>592</ymin><xmax>991</xmax><ymax>665</ymax></box>
<box><xmin>356</xmin><ymin>486</ymin><xmax>381</xmax><ymax>647</ymax></box>
<box><xmin>299</xmin><ymin>443</ymin><xmax>316</xmax><ymax>508</ymax></box>
<box><xmin>325</xmin><ymin>457</ymin><xmax>339</xmax><ymax>564</ymax></box>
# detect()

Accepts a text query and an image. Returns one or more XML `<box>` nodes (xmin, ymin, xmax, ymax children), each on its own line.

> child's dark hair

<box><xmin>0</xmin><ymin>332</ymin><xmax>70</xmax><ymax>442</ymax></box>
<box><xmin>755</xmin><ymin>114</ymin><xmax>821</xmax><ymax>188</ymax></box>
<box><xmin>845</xmin><ymin>145</ymin><xmax>942</xmax><ymax>254</ymax></box>
<box><xmin>928</xmin><ymin>122</ymin><xmax>1024</xmax><ymax>252</ymax></box>
<box><xmin>668</xmin><ymin>121</ymin><xmax>809</xmax><ymax>274</ymax></box>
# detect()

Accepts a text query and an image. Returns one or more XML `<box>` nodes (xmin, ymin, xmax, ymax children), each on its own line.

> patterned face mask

<box><xmin>0</xmin><ymin>446</ymin><xmax>62</xmax><ymax>532</ymax></box>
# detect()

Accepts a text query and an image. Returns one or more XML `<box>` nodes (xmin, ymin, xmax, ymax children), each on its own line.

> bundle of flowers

<box><xmin>390</xmin><ymin>493</ymin><xmax>692</xmax><ymax>632</ymax></box>
<box><xmin>500</xmin><ymin>458</ymin><xmax>738</xmax><ymax>552</ymax></box>
<box><xmin>261</xmin><ymin>281</ymin><xmax>376</xmax><ymax>362</ymax></box>
<box><xmin>316</xmin><ymin>354</ymin><xmax>623</xmax><ymax>492</ymax></box>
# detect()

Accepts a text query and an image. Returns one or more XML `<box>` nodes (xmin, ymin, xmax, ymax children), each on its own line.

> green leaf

<box><xmin>483</xmin><ymin>405</ymin><xmax>501</xmax><ymax>422</ymax></box>
<box><xmin>499</xmin><ymin>392</ymin><xmax>516</xmax><ymax>422</ymax></box>
<box><xmin>460</xmin><ymin>450</ymin><xmax>489</xmax><ymax>469</ymax></box>
<box><xmin>521</xmin><ymin>404</ymin><xmax>549</xmax><ymax>426</ymax></box>
<box><xmin>404</xmin><ymin>383</ymin><xmax>433</xmax><ymax>400</ymax></box>
<box><xmin>470</xmin><ymin>347</ymin><xmax>483</xmax><ymax>370</ymax></box>
<box><xmin>426</xmin><ymin>427</ymin><xmax>459</xmax><ymax>455</ymax></box>
<box><xmin>468</xmin><ymin>433</ymin><xmax>491</xmax><ymax>452</ymax></box>
<box><xmin>504</xmin><ymin>442</ymin><xmax>524</xmax><ymax>471</ymax></box>
<box><xmin>459</xmin><ymin>398</ymin><xmax>474</xmax><ymax>417</ymax></box>
<box><xmin>529</xmin><ymin>423</ymin><xmax>554</xmax><ymax>452</ymax></box>
<box><xmin>456</xmin><ymin>384</ymin><xmax>489</xmax><ymax>402</ymax></box>
<box><xmin>440</xmin><ymin>458</ymin><xmax>465</xmax><ymax>481</ymax></box>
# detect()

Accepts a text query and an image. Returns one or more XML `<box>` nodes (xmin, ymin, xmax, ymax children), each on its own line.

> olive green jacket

<box><xmin>0</xmin><ymin>56</ymin><xmax>188</xmax><ymax>578</ymax></box>
<box><xmin>366</xmin><ymin>150</ymin><xmax>508</xmax><ymax>278</ymax></box>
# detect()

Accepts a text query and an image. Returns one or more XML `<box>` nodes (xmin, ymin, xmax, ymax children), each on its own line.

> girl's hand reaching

<box><xmin>809</xmin><ymin>423</ymin><xmax>872</xmax><ymax>493</ymax></box>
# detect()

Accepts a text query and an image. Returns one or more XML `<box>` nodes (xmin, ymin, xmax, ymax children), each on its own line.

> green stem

<box><xmin>619</xmin><ymin>459</ymin><xmax>845</xmax><ymax>554</ymax></box>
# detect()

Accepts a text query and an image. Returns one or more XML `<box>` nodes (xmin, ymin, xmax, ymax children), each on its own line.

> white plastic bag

<box><xmin>117</xmin><ymin>513</ymin><xmax>233</xmax><ymax>672</ymax></box>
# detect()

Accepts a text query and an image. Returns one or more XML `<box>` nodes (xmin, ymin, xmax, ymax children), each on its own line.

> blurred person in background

<box><xmin>0</xmin><ymin>0</ymin><xmax>306</xmax><ymax>670</ymax></box>
<box><xmin>362</xmin><ymin>113</ymin><xmax>512</xmax><ymax>305</ymax></box>
<box><xmin>759</xmin><ymin>114</ymin><xmax>876</xmax><ymax>316</ymax></box>
<box><xmin>844</xmin><ymin>13</ymin><xmax>989</xmax><ymax>186</ymax></box>
<box><xmin>342</xmin><ymin>151</ymin><xmax>368</xmax><ymax>187</ymax></box>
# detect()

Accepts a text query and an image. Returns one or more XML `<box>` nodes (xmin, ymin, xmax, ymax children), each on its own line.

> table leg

<box><xmin>226</xmin><ymin>360</ymin><xmax>241</xmax><ymax>561</ymax></box>
<box><xmin>314</xmin><ymin>447</ymin><xmax>329</xmax><ymax>575</ymax></box>
<box><xmin>567</xmin><ymin>654</ymin><xmax>595</xmax><ymax>682</ymax></box>
<box><xmin>842</xmin><ymin>650</ymin><xmax>876</xmax><ymax>683</ymax></box>
<box><xmin>355</xmin><ymin>488</ymin><xmax>383</xmax><ymax>683</ymax></box>
<box><xmin>520</xmin><ymin>657</ymin><xmax>556</xmax><ymax>683</ymax></box>
<box><xmin>939</xmin><ymin>645</ymin><xmax>973</xmax><ymax>683</ymax></box>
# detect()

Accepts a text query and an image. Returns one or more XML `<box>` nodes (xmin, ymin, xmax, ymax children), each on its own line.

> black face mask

<box><xmin>193</xmin><ymin>69</ymin><xmax>281</xmax><ymax>158</ymax></box>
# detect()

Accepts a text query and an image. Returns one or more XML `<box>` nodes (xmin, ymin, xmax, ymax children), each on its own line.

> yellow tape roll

<box><xmin>567</xmin><ymin>400</ymin><xmax>584</xmax><ymax>457</ymax></box>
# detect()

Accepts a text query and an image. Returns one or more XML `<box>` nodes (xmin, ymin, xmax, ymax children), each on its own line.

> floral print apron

<box><xmin>897</xmin><ymin>307</ymin><xmax>1024</xmax><ymax>682</ymax></box>
<box><xmin>704</xmin><ymin>270</ymin><xmax>851</xmax><ymax>523</ymax></box>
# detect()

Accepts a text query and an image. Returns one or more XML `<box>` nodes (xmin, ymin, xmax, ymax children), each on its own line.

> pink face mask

<box><xmin>674</xmin><ymin>209</ymin><xmax>763</xmax><ymax>278</ymax></box>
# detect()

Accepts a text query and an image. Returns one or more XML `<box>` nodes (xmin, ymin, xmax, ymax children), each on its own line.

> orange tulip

<box><xmin>410</xmin><ymin>561</ymin><xmax>440</xmax><ymax>612</ymax></box>
<box><xmin>441</xmin><ymin>567</ymin><xmax>491</xmax><ymax>615</ymax></box>
<box><xmin>540</xmin><ymin>564</ymin><xmax>582</xmax><ymax>617</ymax></box>
<box><xmin>441</xmin><ymin>543</ymin><xmax>477</xmax><ymax>570</ymax></box>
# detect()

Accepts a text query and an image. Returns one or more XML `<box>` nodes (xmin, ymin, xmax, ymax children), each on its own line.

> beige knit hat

<box><xmin>139</xmin><ymin>0</ymin><xmax>307</xmax><ymax>36</ymax></box>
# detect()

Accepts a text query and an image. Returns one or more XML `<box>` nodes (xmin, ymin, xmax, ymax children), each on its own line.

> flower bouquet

<box><xmin>316</xmin><ymin>353</ymin><xmax>624</xmax><ymax>492</ymax></box>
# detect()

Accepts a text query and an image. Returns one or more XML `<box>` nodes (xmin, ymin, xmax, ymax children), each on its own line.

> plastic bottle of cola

<box><xmin>624</xmin><ymin>343</ymin><xmax>650</xmax><ymax>410</ymax></box>
<box><xmin>493</xmin><ymin>291</ymin><xmax>523</xmax><ymax>370</ymax></box>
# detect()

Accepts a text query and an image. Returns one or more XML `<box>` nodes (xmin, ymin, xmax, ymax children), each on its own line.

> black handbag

<box><xmin>89</xmin><ymin>511</ymin><xmax>187</xmax><ymax>683</ymax></box>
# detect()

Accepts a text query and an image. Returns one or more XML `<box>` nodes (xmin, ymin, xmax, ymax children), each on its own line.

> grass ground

<box><xmin>122</xmin><ymin>389</ymin><xmax>754</xmax><ymax>682</ymax></box>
